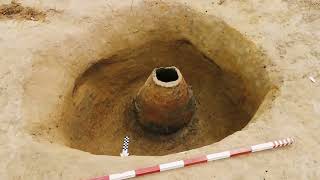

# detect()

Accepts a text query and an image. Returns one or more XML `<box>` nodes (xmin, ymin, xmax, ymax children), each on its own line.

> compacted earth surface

<box><xmin>0</xmin><ymin>0</ymin><xmax>319</xmax><ymax>179</ymax></box>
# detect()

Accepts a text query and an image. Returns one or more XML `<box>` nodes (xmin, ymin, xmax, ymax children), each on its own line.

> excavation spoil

<box><xmin>0</xmin><ymin>2</ymin><xmax>46</xmax><ymax>21</ymax></box>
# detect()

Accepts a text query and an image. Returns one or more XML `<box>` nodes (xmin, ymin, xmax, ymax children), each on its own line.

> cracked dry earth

<box><xmin>0</xmin><ymin>0</ymin><xmax>319</xmax><ymax>180</ymax></box>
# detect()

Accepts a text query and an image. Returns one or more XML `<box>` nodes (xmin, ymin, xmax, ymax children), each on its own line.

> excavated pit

<box><xmin>56</xmin><ymin>40</ymin><xmax>262</xmax><ymax>156</ymax></box>
<box><xmin>25</xmin><ymin>6</ymin><xmax>275</xmax><ymax>157</ymax></box>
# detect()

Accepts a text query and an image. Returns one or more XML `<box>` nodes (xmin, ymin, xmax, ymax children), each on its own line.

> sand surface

<box><xmin>0</xmin><ymin>0</ymin><xmax>319</xmax><ymax>179</ymax></box>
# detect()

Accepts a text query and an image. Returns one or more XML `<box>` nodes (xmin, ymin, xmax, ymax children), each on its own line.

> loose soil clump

<box><xmin>0</xmin><ymin>1</ymin><xmax>46</xmax><ymax>21</ymax></box>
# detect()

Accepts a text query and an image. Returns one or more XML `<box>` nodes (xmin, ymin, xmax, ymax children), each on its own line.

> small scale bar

<box><xmin>89</xmin><ymin>137</ymin><xmax>294</xmax><ymax>180</ymax></box>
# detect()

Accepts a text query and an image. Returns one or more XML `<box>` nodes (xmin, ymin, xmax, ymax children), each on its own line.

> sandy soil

<box><xmin>0</xmin><ymin>0</ymin><xmax>319</xmax><ymax>179</ymax></box>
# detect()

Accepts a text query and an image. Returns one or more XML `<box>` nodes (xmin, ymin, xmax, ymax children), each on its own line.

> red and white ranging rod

<box><xmin>89</xmin><ymin>137</ymin><xmax>294</xmax><ymax>180</ymax></box>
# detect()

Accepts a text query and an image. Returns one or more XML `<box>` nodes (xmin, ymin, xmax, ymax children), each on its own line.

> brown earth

<box><xmin>0</xmin><ymin>1</ymin><xmax>46</xmax><ymax>21</ymax></box>
<box><xmin>0</xmin><ymin>0</ymin><xmax>319</xmax><ymax>180</ymax></box>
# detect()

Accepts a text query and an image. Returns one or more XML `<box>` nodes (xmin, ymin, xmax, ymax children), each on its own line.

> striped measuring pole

<box><xmin>90</xmin><ymin>137</ymin><xmax>294</xmax><ymax>180</ymax></box>
<box><xmin>120</xmin><ymin>136</ymin><xmax>130</xmax><ymax>157</ymax></box>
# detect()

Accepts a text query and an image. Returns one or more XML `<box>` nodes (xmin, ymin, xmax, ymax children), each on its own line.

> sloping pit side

<box><xmin>23</xmin><ymin>2</ymin><xmax>277</xmax><ymax>156</ymax></box>
<box><xmin>178</xmin><ymin>14</ymin><xmax>275</xmax><ymax>116</ymax></box>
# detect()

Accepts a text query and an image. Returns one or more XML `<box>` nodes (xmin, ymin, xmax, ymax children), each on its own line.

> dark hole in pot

<box><xmin>156</xmin><ymin>67</ymin><xmax>179</xmax><ymax>82</ymax></box>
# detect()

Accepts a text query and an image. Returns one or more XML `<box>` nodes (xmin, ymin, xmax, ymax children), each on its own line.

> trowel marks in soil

<box><xmin>59</xmin><ymin>40</ymin><xmax>253</xmax><ymax>156</ymax></box>
<box><xmin>0</xmin><ymin>2</ymin><xmax>46</xmax><ymax>21</ymax></box>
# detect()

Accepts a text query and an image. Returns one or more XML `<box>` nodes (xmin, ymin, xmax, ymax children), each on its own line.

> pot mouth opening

<box><xmin>153</xmin><ymin>66</ymin><xmax>182</xmax><ymax>87</ymax></box>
